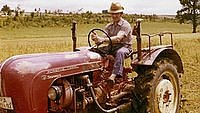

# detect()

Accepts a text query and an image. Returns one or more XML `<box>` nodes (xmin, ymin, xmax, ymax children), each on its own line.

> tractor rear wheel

<box><xmin>132</xmin><ymin>58</ymin><xmax>181</xmax><ymax>113</ymax></box>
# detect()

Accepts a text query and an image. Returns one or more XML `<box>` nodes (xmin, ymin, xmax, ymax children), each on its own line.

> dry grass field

<box><xmin>0</xmin><ymin>22</ymin><xmax>200</xmax><ymax>113</ymax></box>
<box><xmin>174</xmin><ymin>33</ymin><xmax>200</xmax><ymax>113</ymax></box>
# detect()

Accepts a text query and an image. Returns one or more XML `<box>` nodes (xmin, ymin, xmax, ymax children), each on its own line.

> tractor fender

<box><xmin>138</xmin><ymin>48</ymin><xmax>184</xmax><ymax>73</ymax></box>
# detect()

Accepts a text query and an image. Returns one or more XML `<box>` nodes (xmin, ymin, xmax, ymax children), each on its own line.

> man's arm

<box><xmin>91</xmin><ymin>31</ymin><xmax>126</xmax><ymax>44</ymax></box>
<box><xmin>104</xmin><ymin>31</ymin><xmax>125</xmax><ymax>43</ymax></box>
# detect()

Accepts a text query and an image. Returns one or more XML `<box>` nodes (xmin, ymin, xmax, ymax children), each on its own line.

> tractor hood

<box><xmin>0</xmin><ymin>48</ymin><xmax>102</xmax><ymax>112</ymax></box>
<box><xmin>1</xmin><ymin>48</ymin><xmax>102</xmax><ymax>79</ymax></box>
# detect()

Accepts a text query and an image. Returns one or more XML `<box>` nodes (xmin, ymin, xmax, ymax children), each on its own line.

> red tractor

<box><xmin>0</xmin><ymin>20</ymin><xmax>183</xmax><ymax>113</ymax></box>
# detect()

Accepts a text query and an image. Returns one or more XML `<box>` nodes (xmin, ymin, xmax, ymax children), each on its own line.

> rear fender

<box><xmin>134</xmin><ymin>48</ymin><xmax>184</xmax><ymax>74</ymax></box>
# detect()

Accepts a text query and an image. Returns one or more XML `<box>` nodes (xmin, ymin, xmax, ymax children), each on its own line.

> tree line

<box><xmin>0</xmin><ymin>7</ymin><xmax>176</xmax><ymax>28</ymax></box>
<box><xmin>0</xmin><ymin>0</ymin><xmax>200</xmax><ymax>33</ymax></box>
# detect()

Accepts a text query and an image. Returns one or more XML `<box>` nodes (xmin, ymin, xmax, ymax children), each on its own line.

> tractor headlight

<box><xmin>48</xmin><ymin>86</ymin><xmax>62</xmax><ymax>101</ymax></box>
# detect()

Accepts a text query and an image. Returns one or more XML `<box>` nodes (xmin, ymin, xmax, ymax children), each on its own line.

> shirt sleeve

<box><xmin>105</xmin><ymin>23</ymin><xmax>111</xmax><ymax>35</ymax></box>
<box><xmin>117</xmin><ymin>23</ymin><xmax>132</xmax><ymax>37</ymax></box>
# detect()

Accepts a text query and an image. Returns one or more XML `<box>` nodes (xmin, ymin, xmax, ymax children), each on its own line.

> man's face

<box><xmin>110</xmin><ymin>13</ymin><xmax>122</xmax><ymax>23</ymax></box>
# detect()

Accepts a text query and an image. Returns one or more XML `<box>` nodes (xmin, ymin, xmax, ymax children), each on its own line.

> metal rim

<box><xmin>155</xmin><ymin>71</ymin><xmax>178</xmax><ymax>113</ymax></box>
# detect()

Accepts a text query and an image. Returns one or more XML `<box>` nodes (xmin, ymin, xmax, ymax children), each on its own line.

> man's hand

<box><xmin>91</xmin><ymin>32</ymin><xmax>99</xmax><ymax>42</ymax></box>
<box><xmin>91</xmin><ymin>32</ymin><xmax>105</xmax><ymax>44</ymax></box>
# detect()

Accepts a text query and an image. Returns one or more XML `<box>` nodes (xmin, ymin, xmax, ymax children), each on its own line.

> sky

<box><xmin>0</xmin><ymin>0</ymin><xmax>182</xmax><ymax>15</ymax></box>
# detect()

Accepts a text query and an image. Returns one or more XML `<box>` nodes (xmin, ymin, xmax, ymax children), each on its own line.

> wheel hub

<box><xmin>156</xmin><ymin>79</ymin><xmax>176</xmax><ymax>113</ymax></box>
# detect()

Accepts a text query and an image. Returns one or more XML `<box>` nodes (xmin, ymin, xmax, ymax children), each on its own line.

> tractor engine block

<box><xmin>48</xmin><ymin>75</ymin><xmax>135</xmax><ymax>113</ymax></box>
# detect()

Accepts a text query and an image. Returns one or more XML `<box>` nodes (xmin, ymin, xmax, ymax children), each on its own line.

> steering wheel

<box><xmin>88</xmin><ymin>28</ymin><xmax>113</xmax><ymax>55</ymax></box>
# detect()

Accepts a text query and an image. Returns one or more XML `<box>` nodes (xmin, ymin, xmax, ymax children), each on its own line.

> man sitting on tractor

<box><xmin>91</xmin><ymin>2</ymin><xmax>133</xmax><ymax>85</ymax></box>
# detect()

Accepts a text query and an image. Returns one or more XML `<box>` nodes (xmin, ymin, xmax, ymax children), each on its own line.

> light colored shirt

<box><xmin>105</xmin><ymin>18</ymin><xmax>133</xmax><ymax>45</ymax></box>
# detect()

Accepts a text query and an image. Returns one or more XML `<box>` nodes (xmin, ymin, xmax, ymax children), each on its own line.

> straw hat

<box><xmin>108</xmin><ymin>2</ymin><xmax>124</xmax><ymax>13</ymax></box>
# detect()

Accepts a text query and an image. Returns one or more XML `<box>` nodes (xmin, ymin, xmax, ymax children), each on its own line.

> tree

<box><xmin>31</xmin><ymin>12</ymin><xmax>34</xmax><ymax>18</ymax></box>
<box><xmin>14</xmin><ymin>4</ymin><xmax>23</xmax><ymax>17</ymax></box>
<box><xmin>176</xmin><ymin>0</ymin><xmax>200</xmax><ymax>33</ymax></box>
<box><xmin>1</xmin><ymin>5</ymin><xmax>11</xmax><ymax>15</ymax></box>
